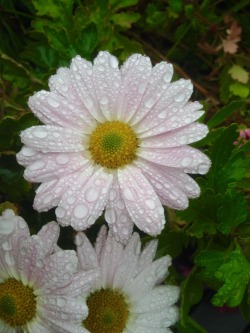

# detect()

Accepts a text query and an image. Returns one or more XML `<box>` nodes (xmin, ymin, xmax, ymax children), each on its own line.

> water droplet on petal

<box><xmin>57</xmin><ymin>297</ymin><xmax>67</xmax><ymax>307</ymax></box>
<box><xmin>174</xmin><ymin>92</ymin><xmax>185</xmax><ymax>102</ymax></box>
<box><xmin>109</xmin><ymin>56</ymin><xmax>119</xmax><ymax>68</ymax></box>
<box><xmin>55</xmin><ymin>154</ymin><xmax>70</xmax><ymax>165</ymax></box>
<box><xmin>124</xmin><ymin>187</ymin><xmax>137</xmax><ymax>201</ymax></box>
<box><xmin>56</xmin><ymin>206</ymin><xmax>66</xmax><ymax>218</ymax></box>
<box><xmin>181</xmin><ymin>156</ymin><xmax>193</xmax><ymax>167</ymax></box>
<box><xmin>105</xmin><ymin>209</ymin><xmax>116</xmax><ymax>224</ymax></box>
<box><xmin>198</xmin><ymin>163</ymin><xmax>209</xmax><ymax>174</ymax></box>
<box><xmin>47</xmin><ymin>96</ymin><xmax>60</xmax><ymax>108</ymax></box>
<box><xmin>73</xmin><ymin>203</ymin><xmax>88</xmax><ymax>218</ymax></box>
<box><xmin>30</xmin><ymin>160</ymin><xmax>46</xmax><ymax>171</ymax></box>
<box><xmin>85</xmin><ymin>188</ymin><xmax>99</xmax><ymax>203</ymax></box>
<box><xmin>33</xmin><ymin>128</ymin><xmax>48</xmax><ymax>139</ymax></box>
<box><xmin>145</xmin><ymin>199</ymin><xmax>156</xmax><ymax>210</ymax></box>
<box><xmin>100</xmin><ymin>96</ymin><xmax>109</xmax><ymax>105</ymax></box>
<box><xmin>22</xmin><ymin>147</ymin><xmax>36</xmax><ymax>157</ymax></box>
<box><xmin>5</xmin><ymin>252</ymin><xmax>14</xmax><ymax>265</ymax></box>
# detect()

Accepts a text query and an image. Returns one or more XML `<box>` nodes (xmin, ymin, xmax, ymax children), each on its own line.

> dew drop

<box><xmin>174</xmin><ymin>92</ymin><xmax>185</xmax><ymax>103</ymax></box>
<box><xmin>198</xmin><ymin>163</ymin><xmax>209</xmax><ymax>174</ymax></box>
<box><xmin>145</xmin><ymin>199</ymin><xmax>156</xmax><ymax>210</ymax></box>
<box><xmin>181</xmin><ymin>156</ymin><xmax>193</xmax><ymax>167</ymax></box>
<box><xmin>109</xmin><ymin>189</ymin><xmax>117</xmax><ymax>201</ymax></box>
<box><xmin>5</xmin><ymin>252</ymin><xmax>14</xmax><ymax>265</ymax></box>
<box><xmin>29</xmin><ymin>160</ymin><xmax>46</xmax><ymax>171</ymax></box>
<box><xmin>33</xmin><ymin>128</ymin><xmax>48</xmax><ymax>139</ymax></box>
<box><xmin>99</xmin><ymin>96</ymin><xmax>109</xmax><ymax>105</ymax></box>
<box><xmin>123</xmin><ymin>187</ymin><xmax>137</xmax><ymax>201</ymax></box>
<box><xmin>85</xmin><ymin>187</ymin><xmax>99</xmax><ymax>203</ymax></box>
<box><xmin>85</xmin><ymin>96</ymin><xmax>94</xmax><ymax>108</ymax></box>
<box><xmin>163</xmin><ymin>71</ymin><xmax>172</xmax><ymax>83</ymax></box>
<box><xmin>109</xmin><ymin>56</ymin><xmax>119</xmax><ymax>68</ymax></box>
<box><xmin>75</xmin><ymin>233</ymin><xmax>84</xmax><ymax>246</ymax></box>
<box><xmin>56</xmin><ymin>206</ymin><xmax>66</xmax><ymax>218</ymax></box>
<box><xmin>56</xmin><ymin>154</ymin><xmax>70</xmax><ymax>165</ymax></box>
<box><xmin>22</xmin><ymin>146</ymin><xmax>37</xmax><ymax>157</ymax></box>
<box><xmin>57</xmin><ymin>297</ymin><xmax>67</xmax><ymax>307</ymax></box>
<box><xmin>47</xmin><ymin>97</ymin><xmax>60</xmax><ymax>108</ymax></box>
<box><xmin>105</xmin><ymin>209</ymin><xmax>116</xmax><ymax>224</ymax></box>
<box><xmin>144</xmin><ymin>96</ymin><xmax>156</xmax><ymax>108</ymax></box>
<box><xmin>73</xmin><ymin>203</ymin><xmax>88</xmax><ymax>218</ymax></box>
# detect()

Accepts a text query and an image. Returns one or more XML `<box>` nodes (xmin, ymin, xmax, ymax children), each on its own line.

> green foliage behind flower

<box><xmin>0</xmin><ymin>0</ymin><xmax>250</xmax><ymax>332</ymax></box>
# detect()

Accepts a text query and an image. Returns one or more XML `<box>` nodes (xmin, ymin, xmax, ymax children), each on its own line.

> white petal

<box><xmin>118</xmin><ymin>166</ymin><xmax>165</xmax><ymax>236</ymax></box>
<box><xmin>28</xmin><ymin>91</ymin><xmax>96</xmax><ymax>132</ymax></box>
<box><xmin>99</xmin><ymin>231</ymin><xmax>124</xmax><ymax>288</ymax></box>
<box><xmin>16</xmin><ymin>146</ymin><xmax>40</xmax><ymax>167</ymax></box>
<box><xmin>137</xmin><ymin>101</ymin><xmax>204</xmax><ymax>137</ymax></box>
<box><xmin>92</xmin><ymin>51</ymin><xmax>121</xmax><ymax>120</ymax></box>
<box><xmin>56</xmin><ymin>167</ymin><xmax>113</xmax><ymax>230</ymax></box>
<box><xmin>133</xmin><ymin>285</ymin><xmax>180</xmax><ymax>313</ymax></box>
<box><xmin>130</xmin><ymin>61</ymin><xmax>173</xmax><ymax>126</ymax></box>
<box><xmin>138</xmin><ymin>145</ymin><xmax>211</xmax><ymax>174</ymax></box>
<box><xmin>140</xmin><ymin>123</ymin><xmax>209</xmax><ymax>148</ymax></box>
<box><xmin>33</xmin><ymin>172</ymin><xmax>82</xmax><ymax>212</ymax></box>
<box><xmin>94</xmin><ymin>225</ymin><xmax>108</xmax><ymax>262</ymax></box>
<box><xmin>135</xmin><ymin>160</ymin><xmax>190</xmax><ymax>210</ymax></box>
<box><xmin>105</xmin><ymin>176</ymin><xmax>134</xmax><ymax>244</ymax></box>
<box><xmin>70</xmin><ymin>55</ymin><xmax>106</xmax><ymax>122</ymax></box>
<box><xmin>117</xmin><ymin>54</ymin><xmax>152</xmax><ymax>122</ymax></box>
<box><xmin>75</xmin><ymin>232</ymin><xmax>98</xmax><ymax>269</ymax></box>
<box><xmin>20</xmin><ymin>125</ymin><xmax>83</xmax><ymax>153</ymax></box>
<box><xmin>135</xmin><ymin>239</ymin><xmax>158</xmax><ymax>275</ymax></box>
<box><xmin>24</xmin><ymin>152</ymin><xmax>88</xmax><ymax>183</ymax></box>
<box><xmin>35</xmin><ymin>250</ymin><xmax>78</xmax><ymax>291</ymax></box>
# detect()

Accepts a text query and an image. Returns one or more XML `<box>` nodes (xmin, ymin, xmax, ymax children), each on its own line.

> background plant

<box><xmin>0</xmin><ymin>0</ymin><xmax>250</xmax><ymax>332</ymax></box>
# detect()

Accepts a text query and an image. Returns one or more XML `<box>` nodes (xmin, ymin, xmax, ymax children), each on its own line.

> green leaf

<box><xmin>207</xmin><ymin>100</ymin><xmax>246</xmax><ymax>129</ymax></box>
<box><xmin>157</xmin><ymin>227</ymin><xmax>189</xmax><ymax>257</ymax></box>
<box><xmin>111</xmin><ymin>12</ymin><xmax>140</xmax><ymax>29</ymax></box>
<box><xmin>206</xmin><ymin>124</ymin><xmax>247</xmax><ymax>192</ymax></box>
<box><xmin>76</xmin><ymin>23</ymin><xmax>98</xmax><ymax>59</ymax></box>
<box><xmin>109</xmin><ymin>0</ymin><xmax>139</xmax><ymax>11</ymax></box>
<box><xmin>176</xmin><ymin>317</ymin><xmax>208</xmax><ymax>333</ymax></box>
<box><xmin>178</xmin><ymin>189</ymin><xmax>222</xmax><ymax>238</ymax></box>
<box><xmin>32</xmin><ymin>0</ymin><xmax>74</xmax><ymax>20</ymax></box>
<box><xmin>212</xmin><ymin>245</ymin><xmax>250</xmax><ymax>307</ymax></box>
<box><xmin>217</xmin><ymin>190</ymin><xmax>248</xmax><ymax>234</ymax></box>
<box><xmin>230</xmin><ymin>82</ymin><xmax>250</xmax><ymax>98</ymax></box>
<box><xmin>228</xmin><ymin>65</ymin><xmax>249</xmax><ymax>84</ymax></box>
<box><xmin>180</xmin><ymin>267</ymin><xmax>204</xmax><ymax>326</ymax></box>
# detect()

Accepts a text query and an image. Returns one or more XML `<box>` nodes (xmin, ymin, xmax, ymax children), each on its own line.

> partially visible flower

<box><xmin>17</xmin><ymin>51</ymin><xmax>211</xmax><ymax>243</ymax></box>
<box><xmin>0</xmin><ymin>209</ymin><xmax>15</xmax><ymax>245</ymax></box>
<box><xmin>0</xmin><ymin>212</ymin><xmax>99</xmax><ymax>333</ymax></box>
<box><xmin>217</xmin><ymin>19</ymin><xmax>242</xmax><ymax>54</ymax></box>
<box><xmin>75</xmin><ymin>226</ymin><xmax>180</xmax><ymax>333</ymax></box>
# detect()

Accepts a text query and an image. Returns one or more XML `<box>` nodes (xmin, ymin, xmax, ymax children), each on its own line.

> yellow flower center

<box><xmin>83</xmin><ymin>289</ymin><xmax>129</xmax><ymax>333</ymax></box>
<box><xmin>89</xmin><ymin>121</ymin><xmax>138</xmax><ymax>169</ymax></box>
<box><xmin>0</xmin><ymin>278</ymin><xmax>36</xmax><ymax>327</ymax></box>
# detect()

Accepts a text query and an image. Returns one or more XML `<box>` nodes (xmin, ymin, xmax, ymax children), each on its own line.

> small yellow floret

<box><xmin>83</xmin><ymin>288</ymin><xmax>129</xmax><ymax>333</ymax></box>
<box><xmin>89</xmin><ymin>121</ymin><xmax>138</xmax><ymax>169</ymax></box>
<box><xmin>0</xmin><ymin>278</ymin><xmax>36</xmax><ymax>327</ymax></box>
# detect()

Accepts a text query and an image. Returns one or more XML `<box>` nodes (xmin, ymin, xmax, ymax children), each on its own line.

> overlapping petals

<box><xmin>17</xmin><ymin>51</ymin><xmax>211</xmax><ymax>243</ymax></box>
<box><xmin>75</xmin><ymin>226</ymin><xmax>180</xmax><ymax>333</ymax></box>
<box><xmin>0</xmin><ymin>210</ymin><xmax>99</xmax><ymax>333</ymax></box>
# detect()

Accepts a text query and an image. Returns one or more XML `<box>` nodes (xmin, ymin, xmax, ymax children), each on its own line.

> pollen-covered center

<box><xmin>0</xmin><ymin>278</ymin><xmax>36</xmax><ymax>327</ymax></box>
<box><xmin>89</xmin><ymin>121</ymin><xmax>138</xmax><ymax>169</ymax></box>
<box><xmin>83</xmin><ymin>288</ymin><xmax>129</xmax><ymax>333</ymax></box>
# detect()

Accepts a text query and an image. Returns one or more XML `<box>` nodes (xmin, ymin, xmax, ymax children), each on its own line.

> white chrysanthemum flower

<box><xmin>17</xmin><ymin>51</ymin><xmax>211</xmax><ymax>243</ymax></box>
<box><xmin>0</xmin><ymin>210</ymin><xmax>99</xmax><ymax>333</ymax></box>
<box><xmin>0</xmin><ymin>209</ymin><xmax>15</xmax><ymax>245</ymax></box>
<box><xmin>75</xmin><ymin>226</ymin><xmax>180</xmax><ymax>333</ymax></box>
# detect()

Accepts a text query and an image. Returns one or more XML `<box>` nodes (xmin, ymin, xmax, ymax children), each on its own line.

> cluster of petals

<box><xmin>76</xmin><ymin>225</ymin><xmax>180</xmax><ymax>333</ymax></box>
<box><xmin>17</xmin><ymin>51</ymin><xmax>211</xmax><ymax>243</ymax></box>
<box><xmin>0</xmin><ymin>210</ymin><xmax>99</xmax><ymax>333</ymax></box>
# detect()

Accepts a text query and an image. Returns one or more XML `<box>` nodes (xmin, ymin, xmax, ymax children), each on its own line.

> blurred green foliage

<box><xmin>1</xmin><ymin>0</ymin><xmax>250</xmax><ymax>331</ymax></box>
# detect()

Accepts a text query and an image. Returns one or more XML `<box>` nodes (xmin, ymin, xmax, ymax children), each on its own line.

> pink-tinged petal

<box><xmin>36</xmin><ymin>222</ymin><xmax>60</xmax><ymax>257</ymax></box>
<box><xmin>35</xmin><ymin>250</ymin><xmax>78</xmax><ymax>291</ymax></box>
<box><xmin>112</xmin><ymin>233</ymin><xmax>140</xmax><ymax>290</ymax></box>
<box><xmin>70</xmin><ymin>55</ymin><xmax>106</xmax><ymax>123</ymax></box>
<box><xmin>118</xmin><ymin>166</ymin><xmax>165</xmax><ymax>236</ymax></box>
<box><xmin>54</xmin><ymin>269</ymin><xmax>100</xmax><ymax>297</ymax></box>
<box><xmin>29</xmin><ymin>90</ymin><xmax>96</xmax><ymax>133</ymax></box>
<box><xmin>138</xmin><ymin>145</ymin><xmax>211</xmax><ymax>174</ymax></box>
<box><xmin>116</xmin><ymin>54</ymin><xmax>152</xmax><ymax>122</ymax></box>
<box><xmin>92</xmin><ymin>51</ymin><xmax>121</xmax><ymax>120</ymax></box>
<box><xmin>126</xmin><ymin>256</ymin><xmax>172</xmax><ymax>301</ymax></box>
<box><xmin>140</xmin><ymin>123</ymin><xmax>209</xmax><ymax>148</ymax></box>
<box><xmin>137</xmin><ymin>101</ymin><xmax>204</xmax><ymax>138</ymax></box>
<box><xmin>40</xmin><ymin>295</ymin><xmax>88</xmax><ymax>321</ymax></box>
<box><xmin>20</xmin><ymin>125</ymin><xmax>84</xmax><ymax>153</ymax></box>
<box><xmin>126</xmin><ymin>323</ymin><xmax>168</xmax><ymax>333</ymax></box>
<box><xmin>99</xmin><ymin>231</ymin><xmax>124</xmax><ymax>288</ymax></box>
<box><xmin>33</xmin><ymin>171</ymin><xmax>82</xmax><ymax>212</ymax></box>
<box><xmin>75</xmin><ymin>232</ymin><xmax>98</xmax><ymax>269</ymax></box>
<box><xmin>135</xmin><ymin>240</ymin><xmax>158</xmax><ymax>275</ymax></box>
<box><xmin>136</xmin><ymin>160</ymin><xmax>199</xmax><ymax>209</ymax></box>
<box><xmin>24</xmin><ymin>152</ymin><xmax>88</xmax><ymax>183</ymax></box>
<box><xmin>41</xmin><ymin>313</ymin><xmax>88</xmax><ymax>333</ymax></box>
<box><xmin>134</xmin><ymin>285</ymin><xmax>180</xmax><ymax>313</ymax></box>
<box><xmin>94</xmin><ymin>225</ymin><xmax>108</xmax><ymax>262</ymax></box>
<box><xmin>130</xmin><ymin>61</ymin><xmax>173</xmax><ymax>126</ymax></box>
<box><xmin>56</xmin><ymin>167</ymin><xmax>113</xmax><ymax>231</ymax></box>
<box><xmin>130</xmin><ymin>307</ymin><xmax>179</xmax><ymax>328</ymax></box>
<box><xmin>135</xmin><ymin>79</ymin><xmax>193</xmax><ymax>134</ymax></box>
<box><xmin>0</xmin><ymin>210</ymin><xmax>16</xmax><ymax>245</ymax></box>
<box><xmin>105</xmin><ymin>176</ymin><xmax>134</xmax><ymax>244</ymax></box>
<box><xmin>16</xmin><ymin>146</ymin><xmax>40</xmax><ymax>167</ymax></box>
